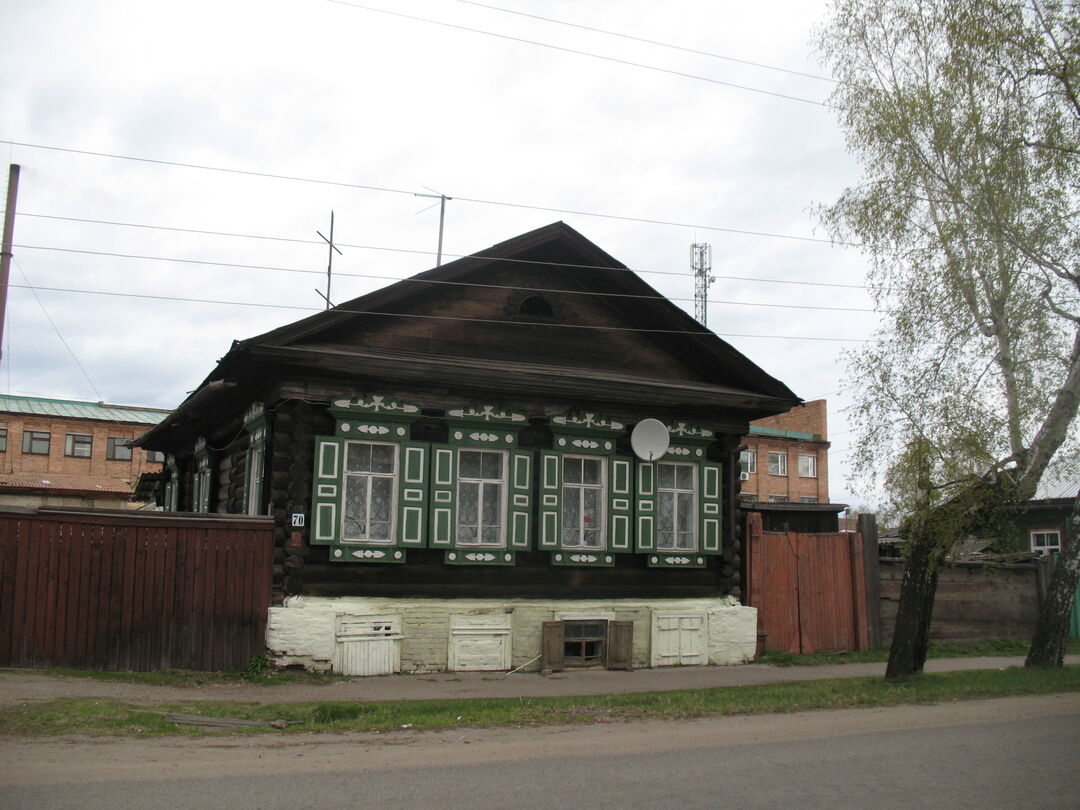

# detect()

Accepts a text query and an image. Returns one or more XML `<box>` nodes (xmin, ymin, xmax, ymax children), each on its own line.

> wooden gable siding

<box><xmin>306</xmin><ymin>259</ymin><xmax>709</xmax><ymax>385</ymax></box>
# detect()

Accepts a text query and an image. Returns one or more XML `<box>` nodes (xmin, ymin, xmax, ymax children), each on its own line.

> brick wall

<box><xmin>0</xmin><ymin>413</ymin><xmax>162</xmax><ymax>480</ymax></box>
<box><xmin>739</xmin><ymin>399</ymin><xmax>831</xmax><ymax>504</ymax></box>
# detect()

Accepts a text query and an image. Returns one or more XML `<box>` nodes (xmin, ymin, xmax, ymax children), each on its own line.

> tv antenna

<box><xmin>415</xmin><ymin>187</ymin><xmax>452</xmax><ymax>267</ymax></box>
<box><xmin>691</xmin><ymin>242</ymin><xmax>714</xmax><ymax>326</ymax></box>
<box><xmin>316</xmin><ymin>211</ymin><xmax>342</xmax><ymax>310</ymax></box>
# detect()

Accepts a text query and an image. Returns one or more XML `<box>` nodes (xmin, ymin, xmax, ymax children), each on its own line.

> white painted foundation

<box><xmin>266</xmin><ymin>596</ymin><xmax>758</xmax><ymax>674</ymax></box>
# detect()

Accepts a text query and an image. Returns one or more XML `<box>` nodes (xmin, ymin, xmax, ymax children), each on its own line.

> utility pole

<box><xmin>690</xmin><ymin>242</ymin><xmax>714</xmax><ymax>327</ymax></box>
<box><xmin>0</xmin><ymin>164</ymin><xmax>21</xmax><ymax>363</ymax></box>
<box><xmin>415</xmin><ymin>190</ymin><xmax>452</xmax><ymax>266</ymax></box>
<box><xmin>316</xmin><ymin>211</ymin><xmax>342</xmax><ymax>310</ymax></box>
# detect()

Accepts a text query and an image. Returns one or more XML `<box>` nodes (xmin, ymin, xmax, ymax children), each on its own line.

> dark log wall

<box><xmin>214</xmin><ymin>437</ymin><xmax>248</xmax><ymax>515</ymax></box>
<box><xmin>264</xmin><ymin>399</ymin><xmax>740</xmax><ymax>603</ymax></box>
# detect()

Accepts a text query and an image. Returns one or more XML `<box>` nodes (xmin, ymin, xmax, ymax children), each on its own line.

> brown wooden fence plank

<box><xmin>0</xmin><ymin>510</ymin><xmax>272</xmax><ymax>672</ymax></box>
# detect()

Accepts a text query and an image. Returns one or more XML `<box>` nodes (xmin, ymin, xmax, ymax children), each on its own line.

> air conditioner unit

<box><xmin>740</xmin><ymin>472</ymin><xmax>750</xmax><ymax>481</ymax></box>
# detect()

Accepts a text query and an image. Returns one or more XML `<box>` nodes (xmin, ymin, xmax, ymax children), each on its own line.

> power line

<box><xmin>454</xmin><ymin>0</ymin><xmax>837</xmax><ymax>83</ymax></box>
<box><xmin>13</xmin><ymin>243</ymin><xmax>877</xmax><ymax>312</ymax></box>
<box><xmin>1</xmin><ymin>139</ymin><xmax>857</xmax><ymax>247</ymax></box>
<box><xmin>12</xmin><ymin>212</ymin><xmax>874</xmax><ymax>290</ymax></box>
<box><xmin>10</xmin><ymin>259</ymin><xmax>102</xmax><ymax>400</ymax></box>
<box><xmin>325</xmin><ymin>1</ymin><xmax>828</xmax><ymax>107</ymax></box>
<box><xmin>5</xmin><ymin>282</ymin><xmax>869</xmax><ymax>342</ymax></box>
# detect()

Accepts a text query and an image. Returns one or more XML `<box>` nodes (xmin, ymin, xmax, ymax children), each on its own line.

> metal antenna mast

<box><xmin>414</xmin><ymin>188</ymin><xmax>452</xmax><ymax>267</ymax></box>
<box><xmin>316</xmin><ymin>211</ymin><xmax>342</xmax><ymax>309</ymax></box>
<box><xmin>691</xmin><ymin>242</ymin><xmax>713</xmax><ymax>326</ymax></box>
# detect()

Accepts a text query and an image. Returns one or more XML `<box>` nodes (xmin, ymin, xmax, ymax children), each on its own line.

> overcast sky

<box><xmin>2</xmin><ymin>0</ymin><xmax>879</xmax><ymax>505</ymax></box>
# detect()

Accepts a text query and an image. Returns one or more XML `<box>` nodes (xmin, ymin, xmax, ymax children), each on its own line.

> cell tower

<box><xmin>691</xmin><ymin>242</ymin><xmax>714</xmax><ymax>326</ymax></box>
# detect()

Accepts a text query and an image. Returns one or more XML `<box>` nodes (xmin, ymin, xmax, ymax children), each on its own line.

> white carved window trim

<box><xmin>341</xmin><ymin>440</ymin><xmax>399</xmax><ymax>545</ymax></box>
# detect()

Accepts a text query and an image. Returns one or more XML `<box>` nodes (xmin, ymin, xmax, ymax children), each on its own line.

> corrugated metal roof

<box><xmin>0</xmin><ymin>394</ymin><xmax>170</xmax><ymax>425</ymax></box>
<box><xmin>1034</xmin><ymin>474</ymin><xmax>1080</xmax><ymax>501</ymax></box>
<box><xmin>748</xmin><ymin>425</ymin><xmax>817</xmax><ymax>441</ymax></box>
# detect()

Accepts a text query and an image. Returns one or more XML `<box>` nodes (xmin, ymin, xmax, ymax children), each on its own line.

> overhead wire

<box><xmin>324</xmin><ymin>1</ymin><xmax>829</xmax><ymax>107</ymax></box>
<box><xmin>0</xmin><ymin>139</ymin><xmax>858</xmax><ymax>247</ymax></box>
<box><xmin>4</xmin><ymin>282</ymin><xmax>869</xmax><ymax>342</ymax></box>
<box><xmin>10</xmin><ymin>258</ymin><xmax>103</xmax><ymax>401</ymax></box>
<box><xmin>453</xmin><ymin>0</ymin><xmax>838</xmax><ymax>83</ymax></box>
<box><xmin>12</xmin><ymin>242</ymin><xmax>877</xmax><ymax>311</ymax></box>
<box><xmin>12</xmin><ymin>212</ymin><xmax>874</xmax><ymax>290</ymax></box>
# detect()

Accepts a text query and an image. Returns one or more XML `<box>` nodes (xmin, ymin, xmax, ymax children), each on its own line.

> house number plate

<box><xmin>291</xmin><ymin>513</ymin><xmax>305</xmax><ymax>527</ymax></box>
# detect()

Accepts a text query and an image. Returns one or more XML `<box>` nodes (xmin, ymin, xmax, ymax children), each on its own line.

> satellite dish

<box><xmin>631</xmin><ymin>418</ymin><xmax>670</xmax><ymax>461</ymax></box>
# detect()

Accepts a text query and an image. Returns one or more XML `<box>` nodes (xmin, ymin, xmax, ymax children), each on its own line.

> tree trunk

<box><xmin>1026</xmin><ymin>490</ymin><xmax>1080</xmax><ymax>668</ymax></box>
<box><xmin>885</xmin><ymin>530</ymin><xmax>944</xmax><ymax>679</ymax></box>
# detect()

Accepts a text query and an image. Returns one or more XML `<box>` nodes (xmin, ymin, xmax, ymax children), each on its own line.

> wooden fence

<box><xmin>0</xmin><ymin>507</ymin><xmax>274</xmax><ymax>671</ymax></box>
<box><xmin>745</xmin><ymin>512</ymin><xmax>874</xmax><ymax>654</ymax></box>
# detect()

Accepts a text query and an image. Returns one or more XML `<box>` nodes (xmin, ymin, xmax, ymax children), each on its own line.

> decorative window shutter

<box><xmin>311</xmin><ymin>436</ymin><xmax>345</xmax><ymax>545</ymax></box>
<box><xmin>700</xmin><ymin>461</ymin><xmax>723</xmax><ymax>554</ymax></box>
<box><xmin>429</xmin><ymin>444</ymin><xmax>458</xmax><ymax>548</ymax></box>
<box><xmin>508</xmin><ymin>450</ymin><xmax>532</xmax><ymax>550</ymax></box>
<box><xmin>398</xmin><ymin>441</ymin><xmax>429</xmax><ymax>547</ymax></box>
<box><xmin>538</xmin><ymin>450</ymin><xmax>562</xmax><ymax>550</ymax></box>
<box><xmin>635</xmin><ymin>461</ymin><xmax>656</xmax><ymax>552</ymax></box>
<box><xmin>608</xmin><ymin>456</ymin><xmax>633</xmax><ymax>552</ymax></box>
<box><xmin>541</xmin><ymin>621</ymin><xmax>565</xmax><ymax>672</ymax></box>
<box><xmin>607</xmin><ymin>620</ymin><xmax>634</xmax><ymax>670</ymax></box>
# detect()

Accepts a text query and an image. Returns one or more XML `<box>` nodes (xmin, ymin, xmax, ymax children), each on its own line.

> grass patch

<box><xmin>757</xmin><ymin>638</ymin><xmax>1080</xmax><ymax>667</ymax></box>
<box><xmin>2</xmin><ymin>665</ymin><xmax>1077</xmax><ymax>737</ymax></box>
<box><xmin>0</xmin><ymin>666</ymin><xmax>342</xmax><ymax>688</ymax></box>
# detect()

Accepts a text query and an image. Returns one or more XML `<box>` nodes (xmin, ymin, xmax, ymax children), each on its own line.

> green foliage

<box><xmin>245</xmin><ymin>655</ymin><xmax>269</xmax><ymax>676</ymax></box>
<box><xmin>758</xmin><ymin>637</ymin><xmax>1076</xmax><ymax>666</ymax></box>
<box><xmin>2</xmin><ymin>667</ymin><xmax>1077</xmax><ymax>736</ymax></box>
<box><xmin>817</xmin><ymin>0</ymin><xmax>1080</xmax><ymax>521</ymax></box>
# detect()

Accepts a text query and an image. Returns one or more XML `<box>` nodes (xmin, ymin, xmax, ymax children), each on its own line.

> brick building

<box><xmin>0</xmin><ymin>395</ymin><xmax>170</xmax><ymax>509</ymax></box>
<box><xmin>738</xmin><ymin>399</ymin><xmax>843</xmax><ymax>531</ymax></box>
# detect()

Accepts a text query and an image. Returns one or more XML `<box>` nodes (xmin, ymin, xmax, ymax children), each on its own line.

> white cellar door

<box><xmin>651</xmin><ymin>612</ymin><xmax>706</xmax><ymax>667</ymax></box>
<box><xmin>333</xmin><ymin>615</ymin><xmax>402</xmax><ymax>676</ymax></box>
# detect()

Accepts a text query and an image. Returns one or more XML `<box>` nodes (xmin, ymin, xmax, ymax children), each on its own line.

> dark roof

<box><xmin>139</xmin><ymin>222</ymin><xmax>799</xmax><ymax>448</ymax></box>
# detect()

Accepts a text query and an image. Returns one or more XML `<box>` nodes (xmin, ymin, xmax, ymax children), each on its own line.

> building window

<box><xmin>657</xmin><ymin>462</ymin><xmax>696</xmax><ymax>551</ymax></box>
<box><xmin>798</xmin><ymin>454</ymin><xmax>817</xmax><ymax>478</ymax></box>
<box><xmin>768</xmin><ymin>451</ymin><xmax>787</xmax><ymax>476</ymax></box>
<box><xmin>107</xmin><ymin>437</ymin><xmax>133</xmax><ymax>461</ymax></box>
<box><xmin>768</xmin><ymin>494</ymin><xmax>788</xmax><ymax>503</ymax></box>
<box><xmin>65</xmin><ymin>433</ymin><xmax>93</xmax><ymax>458</ymax></box>
<box><xmin>146</xmin><ymin>450</ymin><xmax>165</xmax><ymax>463</ymax></box>
<box><xmin>0</xmin><ymin>427</ymin><xmax>7</xmax><ymax>452</ymax></box>
<box><xmin>456</xmin><ymin>449</ymin><xmax>506</xmax><ymax>546</ymax></box>
<box><xmin>1031</xmin><ymin>530</ymin><xmax>1061</xmax><ymax>555</ymax></box>
<box><xmin>562</xmin><ymin>455</ymin><xmax>606</xmax><ymax>549</ymax></box>
<box><xmin>343</xmin><ymin>441</ymin><xmax>397</xmax><ymax>543</ymax></box>
<box><xmin>563</xmin><ymin>620</ymin><xmax>608</xmax><ymax>667</ymax></box>
<box><xmin>798</xmin><ymin>496</ymin><xmax>819</xmax><ymax>503</ymax></box>
<box><xmin>22</xmin><ymin>430</ymin><xmax>50</xmax><ymax>455</ymax></box>
<box><xmin>740</xmin><ymin>449</ymin><xmax>757</xmax><ymax>474</ymax></box>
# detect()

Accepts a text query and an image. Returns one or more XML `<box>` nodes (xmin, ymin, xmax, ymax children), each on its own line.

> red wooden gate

<box><xmin>0</xmin><ymin>507</ymin><xmax>273</xmax><ymax>671</ymax></box>
<box><xmin>745</xmin><ymin>512</ymin><xmax>871</xmax><ymax>654</ymax></box>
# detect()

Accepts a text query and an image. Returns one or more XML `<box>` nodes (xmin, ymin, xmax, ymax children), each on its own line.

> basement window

<box><xmin>563</xmin><ymin>620</ymin><xmax>608</xmax><ymax>667</ymax></box>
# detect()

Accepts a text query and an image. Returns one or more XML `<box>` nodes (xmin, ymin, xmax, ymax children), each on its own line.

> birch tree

<box><xmin>818</xmin><ymin>0</ymin><xmax>1080</xmax><ymax>677</ymax></box>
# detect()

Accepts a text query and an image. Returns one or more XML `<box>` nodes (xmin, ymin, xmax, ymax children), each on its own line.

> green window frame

<box><xmin>540</xmin><ymin>411</ymin><xmax>631</xmax><ymax>567</ymax></box>
<box><xmin>634</xmin><ymin>421</ymin><xmax>724</xmax><ymax>569</ymax></box>
<box><xmin>192</xmin><ymin>437</ymin><xmax>212</xmax><ymax>513</ymax></box>
<box><xmin>430</xmin><ymin>403</ymin><xmax>531</xmax><ymax>566</ymax></box>
<box><xmin>242</xmin><ymin>402</ymin><xmax>268</xmax><ymax>516</ymax></box>
<box><xmin>310</xmin><ymin>394</ymin><xmax>428</xmax><ymax>564</ymax></box>
<box><xmin>163</xmin><ymin>454</ymin><xmax>180</xmax><ymax>511</ymax></box>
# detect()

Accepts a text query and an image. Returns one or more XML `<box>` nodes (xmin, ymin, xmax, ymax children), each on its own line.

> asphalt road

<box><xmin>2</xmin><ymin>693</ymin><xmax>1077</xmax><ymax>809</ymax></box>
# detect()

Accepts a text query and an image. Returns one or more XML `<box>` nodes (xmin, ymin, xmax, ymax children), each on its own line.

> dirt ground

<box><xmin>3</xmin><ymin>654</ymin><xmax>1076</xmax><ymax>705</ymax></box>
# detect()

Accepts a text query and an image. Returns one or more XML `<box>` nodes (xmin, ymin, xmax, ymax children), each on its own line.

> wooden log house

<box><xmin>136</xmin><ymin>222</ymin><xmax>800</xmax><ymax>675</ymax></box>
